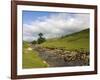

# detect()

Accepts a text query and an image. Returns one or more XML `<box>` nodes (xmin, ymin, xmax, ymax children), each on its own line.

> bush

<box><xmin>32</xmin><ymin>40</ymin><xmax>37</xmax><ymax>44</ymax></box>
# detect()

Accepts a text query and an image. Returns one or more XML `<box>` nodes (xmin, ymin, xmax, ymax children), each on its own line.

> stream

<box><xmin>32</xmin><ymin>45</ymin><xmax>87</xmax><ymax>67</ymax></box>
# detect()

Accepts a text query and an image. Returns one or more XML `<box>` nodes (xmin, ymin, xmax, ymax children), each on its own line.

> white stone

<box><xmin>27</xmin><ymin>47</ymin><xmax>32</xmax><ymax>51</ymax></box>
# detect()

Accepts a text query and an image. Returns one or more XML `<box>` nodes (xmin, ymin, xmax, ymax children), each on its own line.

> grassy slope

<box><xmin>41</xmin><ymin>29</ymin><xmax>89</xmax><ymax>51</ymax></box>
<box><xmin>23</xmin><ymin>42</ymin><xmax>48</xmax><ymax>68</ymax></box>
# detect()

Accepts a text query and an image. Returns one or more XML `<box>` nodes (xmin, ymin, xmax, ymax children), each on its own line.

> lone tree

<box><xmin>37</xmin><ymin>33</ymin><xmax>46</xmax><ymax>44</ymax></box>
<box><xmin>39</xmin><ymin>33</ymin><xmax>43</xmax><ymax>38</ymax></box>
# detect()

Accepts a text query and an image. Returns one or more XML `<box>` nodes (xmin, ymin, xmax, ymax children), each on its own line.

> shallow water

<box><xmin>31</xmin><ymin>44</ymin><xmax>89</xmax><ymax>67</ymax></box>
<box><xmin>37</xmin><ymin>50</ymin><xmax>86</xmax><ymax>67</ymax></box>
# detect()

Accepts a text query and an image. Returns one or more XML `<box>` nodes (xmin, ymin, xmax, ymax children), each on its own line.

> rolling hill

<box><xmin>41</xmin><ymin>29</ymin><xmax>90</xmax><ymax>51</ymax></box>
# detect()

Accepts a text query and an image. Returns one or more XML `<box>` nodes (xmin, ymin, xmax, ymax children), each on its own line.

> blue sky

<box><xmin>22</xmin><ymin>10</ymin><xmax>89</xmax><ymax>42</ymax></box>
<box><xmin>23</xmin><ymin>11</ymin><xmax>67</xmax><ymax>24</ymax></box>
<box><xmin>22</xmin><ymin>11</ymin><xmax>76</xmax><ymax>24</ymax></box>
<box><xmin>23</xmin><ymin>11</ymin><xmax>52</xmax><ymax>24</ymax></box>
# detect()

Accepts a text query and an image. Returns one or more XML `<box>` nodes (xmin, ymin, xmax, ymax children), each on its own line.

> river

<box><xmin>32</xmin><ymin>45</ymin><xmax>88</xmax><ymax>67</ymax></box>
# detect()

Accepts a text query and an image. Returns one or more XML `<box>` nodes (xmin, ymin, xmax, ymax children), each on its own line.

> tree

<box><xmin>37</xmin><ymin>33</ymin><xmax>46</xmax><ymax>44</ymax></box>
<box><xmin>38</xmin><ymin>33</ymin><xmax>43</xmax><ymax>38</ymax></box>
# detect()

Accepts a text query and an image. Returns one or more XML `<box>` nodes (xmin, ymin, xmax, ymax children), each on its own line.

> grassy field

<box><xmin>22</xmin><ymin>42</ymin><xmax>48</xmax><ymax>68</ymax></box>
<box><xmin>41</xmin><ymin>29</ymin><xmax>89</xmax><ymax>51</ymax></box>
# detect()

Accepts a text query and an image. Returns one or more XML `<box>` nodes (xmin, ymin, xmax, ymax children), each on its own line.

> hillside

<box><xmin>41</xmin><ymin>29</ymin><xmax>89</xmax><ymax>51</ymax></box>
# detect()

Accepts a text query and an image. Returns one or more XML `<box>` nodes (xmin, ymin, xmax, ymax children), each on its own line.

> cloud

<box><xmin>23</xmin><ymin>13</ymin><xmax>90</xmax><ymax>42</ymax></box>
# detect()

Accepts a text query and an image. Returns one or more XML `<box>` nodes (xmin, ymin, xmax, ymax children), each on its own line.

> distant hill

<box><xmin>41</xmin><ymin>29</ymin><xmax>89</xmax><ymax>51</ymax></box>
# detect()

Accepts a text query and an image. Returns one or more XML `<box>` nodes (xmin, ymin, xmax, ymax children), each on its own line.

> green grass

<box><xmin>41</xmin><ymin>29</ymin><xmax>89</xmax><ymax>51</ymax></box>
<box><xmin>22</xmin><ymin>42</ymin><xmax>48</xmax><ymax>69</ymax></box>
<box><xmin>23</xmin><ymin>41</ymin><xmax>30</xmax><ymax>48</ymax></box>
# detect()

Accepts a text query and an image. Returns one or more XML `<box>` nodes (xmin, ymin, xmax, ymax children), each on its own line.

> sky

<box><xmin>22</xmin><ymin>11</ymin><xmax>90</xmax><ymax>42</ymax></box>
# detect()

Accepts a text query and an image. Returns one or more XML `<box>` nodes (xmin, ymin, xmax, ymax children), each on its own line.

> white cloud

<box><xmin>23</xmin><ymin>13</ymin><xmax>90</xmax><ymax>42</ymax></box>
